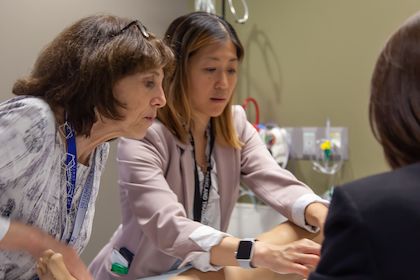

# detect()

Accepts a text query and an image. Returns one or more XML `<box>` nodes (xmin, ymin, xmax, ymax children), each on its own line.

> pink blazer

<box><xmin>89</xmin><ymin>106</ymin><xmax>315</xmax><ymax>279</ymax></box>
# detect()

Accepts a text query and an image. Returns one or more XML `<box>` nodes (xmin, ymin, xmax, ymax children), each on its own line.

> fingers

<box><xmin>273</xmin><ymin>253</ymin><xmax>317</xmax><ymax>277</ymax></box>
<box><xmin>36</xmin><ymin>249</ymin><xmax>77</xmax><ymax>280</ymax></box>
<box><xmin>47</xmin><ymin>252</ymin><xmax>77</xmax><ymax>280</ymax></box>
<box><xmin>257</xmin><ymin>238</ymin><xmax>321</xmax><ymax>277</ymax></box>
<box><xmin>283</xmin><ymin>239</ymin><xmax>321</xmax><ymax>260</ymax></box>
<box><xmin>42</xmin><ymin>249</ymin><xmax>57</xmax><ymax>259</ymax></box>
<box><xmin>281</xmin><ymin>239</ymin><xmax>321</xmax><ymax>272</ymax></box>
<box><xmin>294</xmin><ymin>238</ymin><xmax>321</xmax><ymax>255</ymax></box>
<box><xmin>37</xmin><ymin>249</ymin><xmax>55</xmax><ymax>278</ymax></box>
<box><xmin>293</xmin><ymin>252</ymin><xmax>319</xmax><ymax>267</ymax></box>
<box><xmin>286</xmin><ymin>238</ymin><xmax>321</xmax><ymax>267</ymax></box>
<box><xmin>286</xmin><ymin>262</ymin><xmax>311</xmax><ymax>277</ymax></box>
<box><xmin>36</xmin><ymin>261</ymin><xmax>47</xmax><ymax>277</ymax></box>
<box><xmin>43</xmin><ymin>244</ymin><xmax>92</xmax><ymax>280</ymax></box>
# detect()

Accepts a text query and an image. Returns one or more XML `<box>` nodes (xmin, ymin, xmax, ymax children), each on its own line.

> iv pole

<box><xmin>222</xmin><ymin>0</ymin><xmax>226</xmax><ymax>19</ymax></box>
<box><xmin>195</xmin><ymin>0</ymin><xmax>248</xmax><ymax>23</ymax></box>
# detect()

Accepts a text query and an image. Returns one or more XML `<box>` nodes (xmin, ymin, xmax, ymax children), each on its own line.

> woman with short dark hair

<box><xmin>309</xmin><ymin>11</ymin><xmax>420</xmax><ymax>280</ymax></box>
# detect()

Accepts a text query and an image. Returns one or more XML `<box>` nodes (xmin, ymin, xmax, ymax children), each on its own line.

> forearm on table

<box><xmin>257</xmin><ymin>221</ymin><xmax>323</xmax><ymax>245</ymax></box>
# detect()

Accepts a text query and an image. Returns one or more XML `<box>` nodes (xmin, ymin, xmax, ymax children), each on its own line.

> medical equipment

<box><xmin>194</xmin><ymin>0</ymin><xmax>216</xmax><ymax>14</ymax></box>
<box><xmin>227</xmin><ymin>0</ymin><xmax>249</xmax><ymax>24</ymax></box>
<box><xmin>242</xmin><ymin>97</ymin><xmax>290</xmax><ymax>168</ymax></box>
<box><xmin>311</xmin><ymin>118</ymin><xmax>344</xmax><ymax>175</ymax></box>
<box><xmin>242</xmin><ymin>97</ymin><xmax>259</xmax><ymax>130</ymax></box>
<box><xmin>258</xmin><ymin>124</ymin><xmax>290</xmax><ymax>169</ymax></box>
<box><xmin>194</xmin><ymin>0</ymin><xmax>249</xmax><ymax>24</ymax></box>
<box><xmin>310</xmin><ymin>118</ymin><xmax>344</xmax><ymax>201</ymax></box>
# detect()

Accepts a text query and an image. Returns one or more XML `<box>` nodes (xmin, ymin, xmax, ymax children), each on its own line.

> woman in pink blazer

<box><xmin>90</xmin><ymin>12</ymin><xmax>328</xmax><ymax>280</ymax></box>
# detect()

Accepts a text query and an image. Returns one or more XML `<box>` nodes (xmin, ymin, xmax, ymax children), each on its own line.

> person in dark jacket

<box><xmin>309</xmin><ymin>11</ymin><xmax>420</xmax><ymax>280</ymax></box>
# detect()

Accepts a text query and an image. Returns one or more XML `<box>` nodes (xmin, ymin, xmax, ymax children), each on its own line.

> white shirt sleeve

<box><xmin>292</xmin><ymin>193</ymin><xmax>330</xmax><ymax>232</ymax></box>
<box><xmin>0</xmin><ymin>216</ymin><xmax>10</xmax><ymax>241</ymax></box>
<box><xmin>179</xmin><ymin>225</ymin><xmax>231</xmax><ymax>272</ymax></box>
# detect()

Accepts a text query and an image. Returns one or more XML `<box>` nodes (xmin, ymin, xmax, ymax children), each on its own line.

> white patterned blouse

<box><xmin>0</xmin><ymin>96</ymin><xmax>109</xmax><ymax>280</ymax></box>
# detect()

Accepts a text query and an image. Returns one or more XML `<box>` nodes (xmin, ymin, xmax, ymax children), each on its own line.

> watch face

<box><xmin>236</xmin><ymin>240</ymin><xmax>253</xmax><ymax>259</ymax></box>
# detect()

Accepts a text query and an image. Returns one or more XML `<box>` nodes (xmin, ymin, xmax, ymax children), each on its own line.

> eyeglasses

<box><xmin>114</xmin><ymin>20</ymin><xmax>150</xmax><ymax>39</ymax></box>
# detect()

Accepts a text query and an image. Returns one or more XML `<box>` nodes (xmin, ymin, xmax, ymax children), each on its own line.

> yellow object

<box><xmin>320</xmin><ymin>140</ymin><xmax>331</xmax><ymax>150</ymax></box>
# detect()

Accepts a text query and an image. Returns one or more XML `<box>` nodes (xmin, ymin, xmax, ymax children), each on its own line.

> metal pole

<box><xmin>222</xmin><ymin>0</ymin><xmax>226</xmax><ymax>19</ymax></box>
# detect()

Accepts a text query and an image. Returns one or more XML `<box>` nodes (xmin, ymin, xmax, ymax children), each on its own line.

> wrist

<box><xmin>249</xmin><ymin>240</ymin><xmax>269</xmax><ymax>269</ymax></box>
<box><xmin>235</xmin><ymin>238</ymin><xmax>259</xmax><ymax>269</ymax></box>
<box><xmin>304</xmin><ymin>202</ymin><xmax>328</xmax><ymax>228</ymax></box>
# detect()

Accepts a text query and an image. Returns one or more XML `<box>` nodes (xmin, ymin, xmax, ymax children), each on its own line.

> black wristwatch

<box><xmin>235</xmin><ymin>238</ymin><xmax>257</xmax><ymax>269</ymax></box>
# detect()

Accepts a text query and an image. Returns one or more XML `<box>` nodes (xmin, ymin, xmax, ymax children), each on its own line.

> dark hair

<box><xmin>13</xmin><ymin>14</ymin><xmax>173</xmax><ymax>136</ymax></box>
<box><xmin>370</xmin><ymin>13</ymin><xmax>420</xmax><ymax>169</ymax></box>
<box><xmin>158</xmin><ymin>11</ymin><xmax>244</xmax><ymax>147</ymax></box>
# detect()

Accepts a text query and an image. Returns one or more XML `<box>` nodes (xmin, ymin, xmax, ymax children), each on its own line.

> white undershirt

<box><xmin>186</xmin><ymin>155</ymin><xmax>228</xmax><ymax>271</ymax></box>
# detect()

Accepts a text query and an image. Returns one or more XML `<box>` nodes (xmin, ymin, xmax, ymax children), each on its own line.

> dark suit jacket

<box><xmin>309</xmin><ymin>162</ymin><xmax>420</xmax><ymax>280</ymax></box>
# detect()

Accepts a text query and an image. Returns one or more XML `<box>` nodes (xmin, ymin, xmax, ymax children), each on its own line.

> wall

<box><xmin>220</xmin><ymin>0</ymin><xmax>420</xmax><ymax>193</ymax></box>
<box><xmin>0</xmin><ymin>0</ymin><xmax>189</xmax><ymax>263</ymax></box>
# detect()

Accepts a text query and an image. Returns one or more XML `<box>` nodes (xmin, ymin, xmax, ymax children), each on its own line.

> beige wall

<box><xmin>221</xmin><ymin>0</ymin><xmax>420</xmax><ymax>193</ymax></box>
<box><xmin>0</xmin><ymin>0</ymin><xmax>189</xmax><ymax>263</ymax></box>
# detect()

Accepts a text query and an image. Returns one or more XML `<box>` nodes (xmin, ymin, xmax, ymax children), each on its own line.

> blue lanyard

<box><xmin>64</xmin><ymin>121</ymin><xmax>77</xmax><ymax>214</ymax></box>
<box><xmin>63</xmin><ymin>119</ymin><xmax>95</xmax><ymax>245</ymax></box>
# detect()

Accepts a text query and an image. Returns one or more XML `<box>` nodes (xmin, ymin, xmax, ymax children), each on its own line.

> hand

<box><xmin>251</xmin><ymin>238</ymin><xmax>321</xmax><ymax>277</ymax></box>
<box><xmin>0</xmin><ymin>221</ymin><xmax>92</xmax><ymax>280</ymax></box>
<box><xmin>39</xmin><ymin>245</ymin><xmax>92</xmax><ymax>280</ymax></box>
<box><xmin>27</xmin><ymin>225</ymin><xmax>92</xmax><ymax>280</ymax></box>
<box><xmin>37</xmin><ymin>249</ymin><xmax>77</xmax><ymax>280</ymax></box>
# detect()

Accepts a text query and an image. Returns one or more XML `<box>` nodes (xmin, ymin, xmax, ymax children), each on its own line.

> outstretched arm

<box><xmin>0</xmin><ymin>221</ymin><xmax>92</xmax><ymax>280</ymax></box>
<box><xmin>173</xmin><ymin>221</ymin><xmax>322</xmax><ymax>280</ymax></box>
<box><xmin>210</xmin><ymin>234</ymin><xmax>320</xmax><ymax>278</ymax></box>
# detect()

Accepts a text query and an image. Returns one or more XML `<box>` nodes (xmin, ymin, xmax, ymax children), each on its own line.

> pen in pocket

<box><xmin>111</xmin><ymin>249</ymin><xmax>129</xmax><ymax>275</ymax></box>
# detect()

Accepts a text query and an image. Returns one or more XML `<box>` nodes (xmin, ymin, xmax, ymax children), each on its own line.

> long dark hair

<box><xmin>370</xmin><ymin>13</ymin><xmax>420</xmax><ymax>169</ymax></box>
<box><xmin>159</xmin><ymin>11</ymin><xmax>244</xmax><ymax>148</ymax></box>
